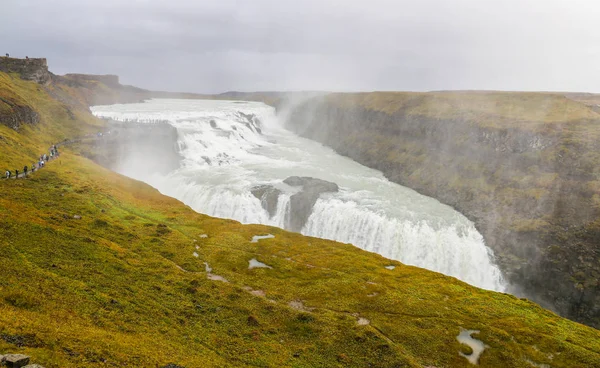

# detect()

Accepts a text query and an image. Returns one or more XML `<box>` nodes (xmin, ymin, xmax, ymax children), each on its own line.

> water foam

<box><xmin>92</xmin><ymin>99</ymin><xmax>507</xmax><ymax>292</ymax></box>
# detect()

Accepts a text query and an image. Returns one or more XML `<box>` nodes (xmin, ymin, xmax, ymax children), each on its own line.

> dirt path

<box><xmin>2</xmin><ymin>133</ymin><xmax>104</xmax><ymax>180</ymax></box>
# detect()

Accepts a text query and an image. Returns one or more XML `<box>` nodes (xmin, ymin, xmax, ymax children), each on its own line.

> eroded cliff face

<box><xmin>0</xmin><ymin>96</ymin><xmax>40</xmax><ymax>130</ymax></box>
<box><xmin>80</xmin><ymin>120</ymin><xmax>182</xmax><ymax>175</ymax></box>
<box><xmin>285</xmin><ymin>92</ymin><xmax>600</xmax><ymax>328</ymax></box>
<box><xmin>0</xmin><ymin>57</ymin><xmax>51</xmax><ymax>85</ymax></box>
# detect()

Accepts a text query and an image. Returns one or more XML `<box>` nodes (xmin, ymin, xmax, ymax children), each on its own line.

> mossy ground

<box><xmin>1</xmin><ymin>154</ymin><xmax>600</xmax><ymax>367</ymax></box>
<box><xmin>1</xmin><ymin>72</ymin><xmax>600</xmax><ymax>367</ymax></box>
<box><xmin>0</xmin><ymin>72</ymin><xmax>102</xmax><ymax>170</ymax></box>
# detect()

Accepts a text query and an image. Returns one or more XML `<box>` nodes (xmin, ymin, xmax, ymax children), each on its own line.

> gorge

<box><xmin>91</xmin><ymin>99</ymin><xmax>507</xmax><ymax>292</ymax></box>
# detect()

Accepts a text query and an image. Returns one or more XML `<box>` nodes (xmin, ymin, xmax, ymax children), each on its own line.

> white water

<box><xmin>92</xmin><ymin>99</ymin><xmax>506</xmax><ymax>291</ymax></box>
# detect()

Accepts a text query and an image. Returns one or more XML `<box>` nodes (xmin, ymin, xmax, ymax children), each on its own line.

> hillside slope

<box><xmin>1</xmin><ymin>66</ymin><xmax>600</xmax><ymax>367</ymax></box>
<box><xmin>285</xmin><ymin>91</ymin><xmax>600</xmax><ymax>328</ymax></box>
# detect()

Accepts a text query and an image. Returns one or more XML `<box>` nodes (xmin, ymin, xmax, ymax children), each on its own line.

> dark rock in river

<box><xmin>251</xmin><ymin>185</ymin><xmax>282</xmax><ymax>218</ymax></box>
<box><xmin>284</xmin><ymin>176</ymin><xmax>339</xmax><ymax>232</ymax></box>
<box><xmin>251</xmin><ymin>176</ymin><xmax>339</xmax><ymax>232</ymax></box>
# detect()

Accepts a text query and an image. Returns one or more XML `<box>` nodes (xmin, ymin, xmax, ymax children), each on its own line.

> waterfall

<box><xmin>91</xmin><ymin>98</ymin><xmax>507</xmax><ymax>292</ymax></box>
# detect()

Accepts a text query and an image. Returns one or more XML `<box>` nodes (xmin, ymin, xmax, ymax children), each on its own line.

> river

<box><xmin>92</xmin><ymin>98</ymin><xmax>506</xmax><ymax>291</ymax></box>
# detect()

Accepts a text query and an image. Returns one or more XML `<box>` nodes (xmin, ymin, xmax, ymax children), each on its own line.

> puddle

<box><xmin>289</xmin><ymin>300</ymin><xmax>313</xmax><ymax>311</ymax></box>
<box><xmin>251</xmin><ymin>234</ymin><xmax>275</xmax><ymax>243</ymax></box>
<box><xmin>249</xmin><ymin>258</ymin><xmax>273</xmax><ymax>269</ymax></box>
<box><xmin>457</xmin><ymin>328</ymin><xmax>487</xmax><ymax>365</ymax></box>
<box><xmin>385</xmin><ymin>265</ymin><xmax>396</xmax><ymax>270</ymax></box>
<box><xmin>357</xmin><ymin>317</ymin><xmax>370</xmax><ymax>326</ymax></box>
<box><xmin>193</xmin><ymin>252</ymin><xmax>199</xmax><ymax>258</ymax></box>
<box><xmin>251</xmin><ymin>290</ymin><xmax>266</xmax><ymax>297</ymax></box>
<box><xmin>207</xmin><ymin>274</ymin><xmax>229</xmax><ymax>283</ymax></box>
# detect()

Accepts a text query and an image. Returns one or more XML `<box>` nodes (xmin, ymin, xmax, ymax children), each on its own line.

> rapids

<box><xmin>92</xmin><ymin>99</ymin><xmax>506</xmax><ymax>291</ymax></box>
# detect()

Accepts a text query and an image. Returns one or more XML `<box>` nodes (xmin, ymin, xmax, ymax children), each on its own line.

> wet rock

<box><xmin>251</xmin><ymin>185</ymin><xmax>282</xmax><ymax>217</ymax></box>
<box><xmin>2</xmin><ymin>354</ymin><xmax>30</xmax><ymax>368</ymax></box>
<box><xmin>238</xmin><ymin>112</ymin><xmax>262</xmax><ymax>134</ymax></box>
<box><xmin>283</xmin><ymin>176</ymin><xmax>339</xmax><ymax>232</ymax></box>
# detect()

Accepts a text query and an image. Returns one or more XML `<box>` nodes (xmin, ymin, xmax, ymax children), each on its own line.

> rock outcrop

<box><xmin>0</xmin><ymin>97</ymin><xmax>40</xmax><ymax>130</ymax></box>
<box><xmin>284</xmin><ymin>176</ymin><xmax>339</xmax><ymax>232</ymax></box>
<box><xmin>285</xmin><ymin>92</ymin><xmax>600</xmax><ymax>328</ymax></box>
<box><xmin>0</xmin><ymin>57</ymin><xmax>51</xmax><ymax>85</ymax></box>
<box><xmin>251</xmin><ymin>176</ymin><xmax>339</xmax><ymax>232</ymax></box>
<box><xmin>251</xmin><ymin>185</ymin><xmax>282</xmax><ymax>217</ymax></box>
<box><xmin>1</xmin><ymin>354</ymin><xmax>30</xmax><ymax>368</ymax></box>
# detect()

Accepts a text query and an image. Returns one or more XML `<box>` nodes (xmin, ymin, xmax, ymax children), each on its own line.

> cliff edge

<box><xmin>285</xmin><ymin>91</ymin><xmax>600</xmax><ymax>328</ymax></box>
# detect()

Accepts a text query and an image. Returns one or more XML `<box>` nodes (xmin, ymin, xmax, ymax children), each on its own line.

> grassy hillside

<box><xmin>0</xmin><ymin>72</ymin><xmax>102</xmax><ymax>170</ymax></box>
<box><xmin>328</xmin><ymin>91</ymin><xmax>600</xmax><ymax>126</ymax></box>
<box><xmin>1</xmin><ymin>154</ymin><xmax>600</xmax><ymax>367</ymax></box>
<box><xmin>286</xmin><ymin>91</ymin><xmax>600</xmax><ymax>329</ymax></box>
<box><xmin>1</xmin><ymin>71</ymin><xmax>600</xmax><ymax>367</ymax></box>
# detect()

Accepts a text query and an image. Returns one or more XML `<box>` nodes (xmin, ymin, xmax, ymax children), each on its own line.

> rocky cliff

<box><xmin>285</xmin><ymin>92</ymin><xmax>600</xmax><ymax>328</ymax></box>
<box><xmin>0</xmin><ymin>57</ymin><xmax>51</xmax><ymax>85</ymax></box>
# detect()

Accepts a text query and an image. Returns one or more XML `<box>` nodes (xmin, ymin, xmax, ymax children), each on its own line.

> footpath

<box><xmin>2</xmin><ymin>132</ymin><xmax>105</xmax><ymax>180</ymax></box>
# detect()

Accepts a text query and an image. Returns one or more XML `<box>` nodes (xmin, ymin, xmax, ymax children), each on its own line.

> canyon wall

<box><xmin>285</xmin><ymin>92</ymin><xmax>600</xmax><ymax>328</ymax></box>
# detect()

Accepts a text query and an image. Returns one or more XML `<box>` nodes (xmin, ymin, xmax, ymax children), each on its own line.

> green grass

<box><xmin>326</xmin><ymin>91</ymin><xmax>600</xmax><ymax>128</ymax></box>
<box><xmin>1</xmin><ymin>71</ymin><xmax>600</xmax><ymax>367</ymax></box>
<box><xmin>0</xmin><ymin>72</ymin><xmax>103</xmax><ymax>170</ymax></box>
<box><xmin>1</xmin><ymin>154</ymin><xmax>599</xmax><ymax>367</ymax></box>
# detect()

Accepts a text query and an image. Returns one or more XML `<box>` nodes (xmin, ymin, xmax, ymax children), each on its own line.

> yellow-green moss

<box><xmin>1</xmin><ymin>73</ymin><xmax>600</xmax><ymax>367</ymax></box>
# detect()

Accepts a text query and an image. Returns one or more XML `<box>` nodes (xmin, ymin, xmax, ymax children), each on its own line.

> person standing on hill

<box><xmin>5</xmin><ymin>170</ymin><xmax>10</xmax><ymax>179</ymax></box>
<box><xmin>23</xmin><ymin>165</ymin><xmax>28</xmax><ymax>176</ymax></box>
<box><xmin>15</xmin><ymin>169</ymin><xmax>19</xmax><ymax>178</ymax></box>
<box><xmin>31</xmin><ymin>163</ymin><xmax>36</xmax><ymax>172</ymax></box>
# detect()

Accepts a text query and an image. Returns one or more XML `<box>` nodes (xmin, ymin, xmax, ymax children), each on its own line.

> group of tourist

<box><xmin>4</xmin><ymin>145</ymin><xmax>59</xmax><ymax>179</ymax></box>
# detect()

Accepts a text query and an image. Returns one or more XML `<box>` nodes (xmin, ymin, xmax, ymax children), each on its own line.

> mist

<box><xmin>2</xmin><ymin>0</ymin><xmax>600</xmax><ymax>93</ymax></box>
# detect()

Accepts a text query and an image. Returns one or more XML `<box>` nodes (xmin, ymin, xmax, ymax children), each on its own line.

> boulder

<box><xmin>251</xmin><ymin>185</ymin><xmax>282</xmax><ymax>218</ymax></box>
<box><xmin>283</xmin><ymin>176</ymin><xmax>339</xmax><ymax>232</ymax></box>
<box><xmin>2</xmin><ymin>354</ymin><xmax>30</xmax><ymax>368</ymax></box>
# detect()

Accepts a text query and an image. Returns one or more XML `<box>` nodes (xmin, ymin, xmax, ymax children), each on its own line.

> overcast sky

<box><xmin>2</xmin><ymin>0</ymin><xmax>600</xmax><ymax>93</ymax></box>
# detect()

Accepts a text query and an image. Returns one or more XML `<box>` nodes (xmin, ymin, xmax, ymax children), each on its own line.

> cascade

<box><xmin>92</xmin><ymin>99</ymin><xmax>507</xmax><ymax>292</ymax></box>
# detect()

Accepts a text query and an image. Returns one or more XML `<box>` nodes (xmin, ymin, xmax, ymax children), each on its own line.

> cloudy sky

<box><xmin>2</xmin><ymin>0</ymin><xmax>599</xmax><ymax>93</ymax></box>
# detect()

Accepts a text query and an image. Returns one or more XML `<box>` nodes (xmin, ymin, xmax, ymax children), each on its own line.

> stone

<box><xmin>283</xmin><ymin>176</ymin><xmax>339</xmax><ymax>232</ymax></box>
<box><xmin>23</xmin><ymin>365</ymin><xmax>46</xmax><ymax>368</ymax></box>
<box><xmin>0</xmin><ymin>57</ymin><xmax>50</xmax><ymax>85</ymax></box>
<box><xmin>251</xmin><ymin>185</ymin><xmax>282</xmax><ymax>218</ymax></box>
<box><xmin>73</xmin><ymin>215</ymin><xmax>81</xmax><ymax>219</ymax></box>
<box><xmin>2</xmin><ymin>354</ymin><xmax>30</xmax><ymax>368</ymax></box>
